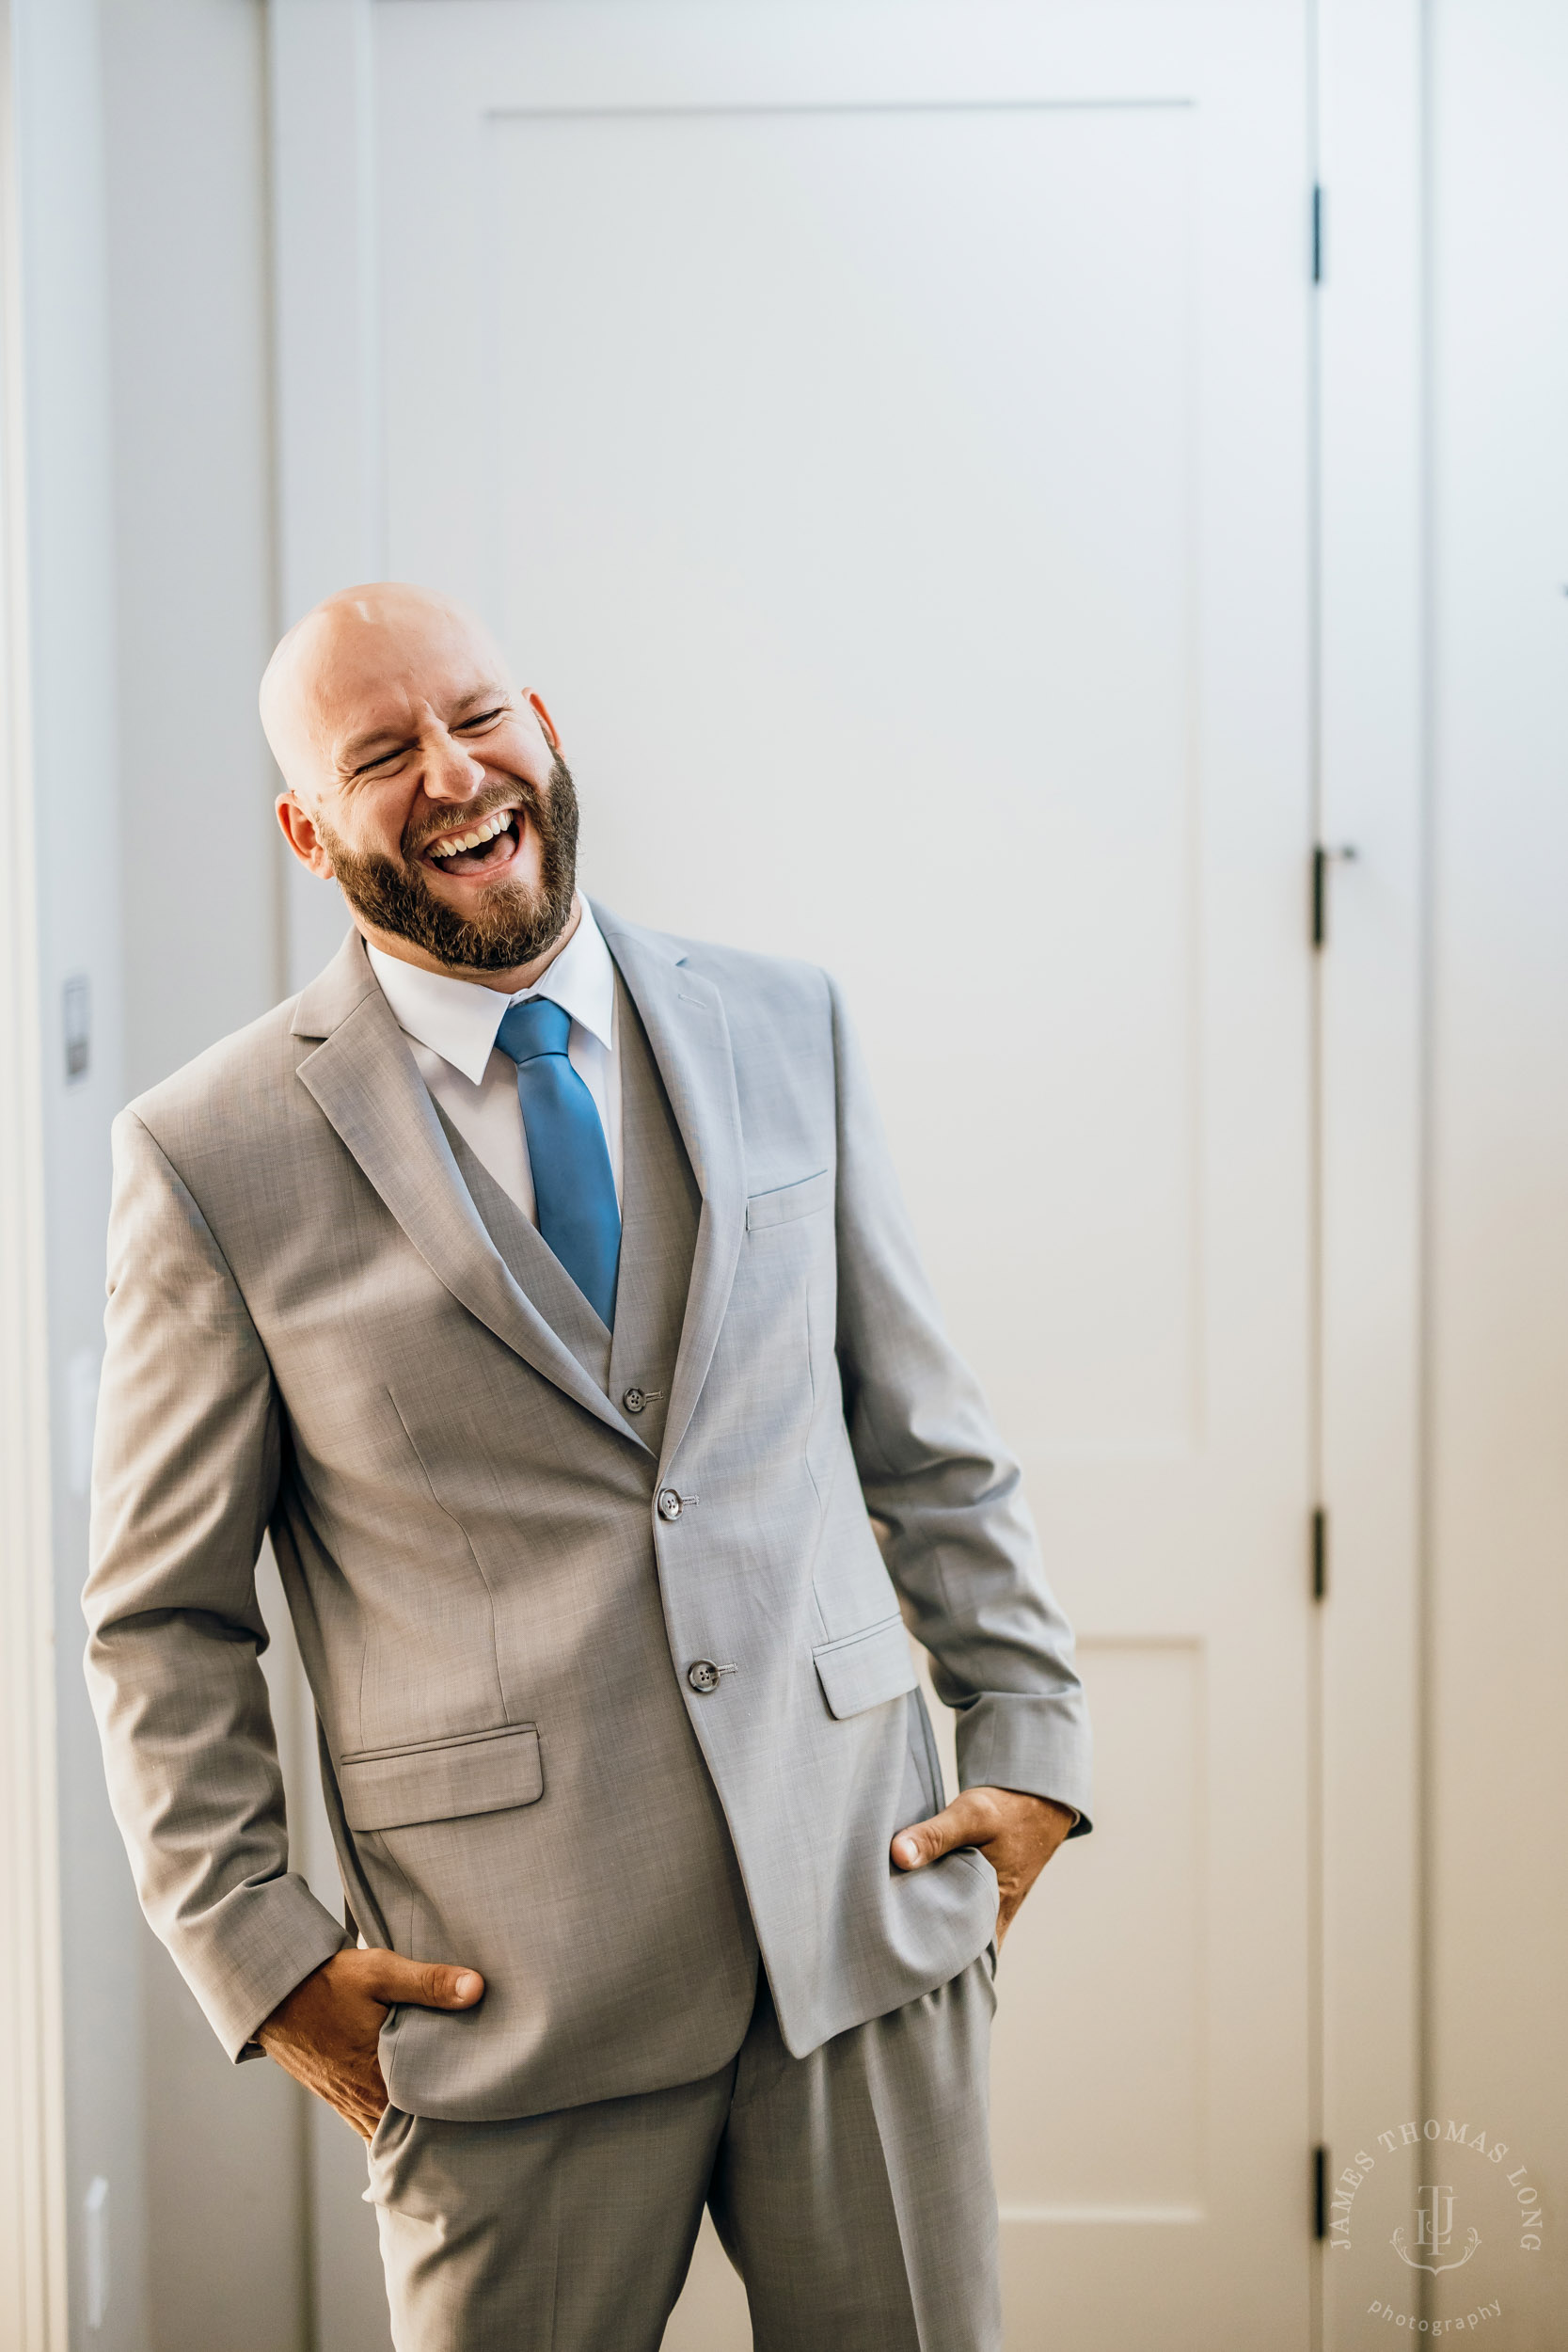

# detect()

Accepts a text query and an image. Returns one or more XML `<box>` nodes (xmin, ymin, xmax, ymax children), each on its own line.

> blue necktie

<box><xmin>494</xmin><ymin>998</ymin><xmax>620</xmax><ymax>1328</ymax></box>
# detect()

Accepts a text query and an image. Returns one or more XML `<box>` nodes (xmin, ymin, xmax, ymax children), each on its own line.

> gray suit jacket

<box><xmin>85</xmin><ymin>908</ymin><xmax>1091</xmax><ymax>2121</ymax></box>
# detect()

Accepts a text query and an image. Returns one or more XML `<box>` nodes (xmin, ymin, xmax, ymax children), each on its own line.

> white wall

<box><xmin>95</xmin><ymin>3</ymin><xmax>312</xmax><ymax>2347</ymax></box>
<box><xmin>103</xmin><ymin>0</ymin><xmax>282</xmax><ymax>1102</ymax></box>
<box><xmin>1428</xmin><ymin>3</ymin><xmax>1568</xmax><ymax>2338</ymax></box>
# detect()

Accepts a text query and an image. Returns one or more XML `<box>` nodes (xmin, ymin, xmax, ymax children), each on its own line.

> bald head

<box><xmin>261</xmin><ymin>581</ymin><xmax>515</xmax><ymax>803</ymax></box>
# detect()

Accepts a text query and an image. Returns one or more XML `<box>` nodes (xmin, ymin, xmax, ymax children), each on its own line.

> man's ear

<box><xmin>527</xmin><ymin>691</ymin><xmax>562</xmax><ymax>753</ymax></box>
<box><xmin>277</xmin><ymin>792</ymin><xmax>337</xmax><ymax>881</ymax></box>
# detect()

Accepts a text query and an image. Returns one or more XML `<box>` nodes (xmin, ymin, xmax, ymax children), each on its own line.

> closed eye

<box><xmin>351</xmin><ymin>741</ymin><xmax>415</xmax><ymax>779</ymax></box>
<box><xmin>345</xmin><ymin>702</ymin><xmax>507</xmax><ymax>779</ymax></box>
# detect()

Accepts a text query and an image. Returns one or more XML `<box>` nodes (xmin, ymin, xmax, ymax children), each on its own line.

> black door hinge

<box><xmin>1314</xmin><ymin>2144</ymin><xmax>1329</xmax><ymax>2239</ymax></box>
<box><xmin>1311</xmin><ymin>843</ymin><xmax>1358</xmax><ymax>948</ymax></box>
<box><xmin>1311</xmin><ymin>1507</ymin><xmax>1328</xmax><ymax>1602</ymax></box>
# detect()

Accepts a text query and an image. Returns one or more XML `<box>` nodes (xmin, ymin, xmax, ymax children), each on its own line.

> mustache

<box><xmin>403</xmin><ymin>778</ymin><xmax>545</xmax><ymax>862</ymax></box>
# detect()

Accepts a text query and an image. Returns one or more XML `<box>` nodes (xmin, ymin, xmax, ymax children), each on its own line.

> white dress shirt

<box><xmin>367</xmin><ymin>897</ymin><xmax>621</xmax><ymax>1224</ymax></box>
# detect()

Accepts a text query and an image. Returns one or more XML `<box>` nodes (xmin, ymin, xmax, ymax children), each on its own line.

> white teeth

<box><xmin>428</xmin><ymin>810</ymin><xmax>514</xmax><ymax>859</ymax></box>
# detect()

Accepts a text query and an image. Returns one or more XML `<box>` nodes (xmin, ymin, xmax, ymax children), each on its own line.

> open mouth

<box><xmin>420</xmin><ymin>806</ymin><xmax>523</xmax><ymax>881</ymax></box>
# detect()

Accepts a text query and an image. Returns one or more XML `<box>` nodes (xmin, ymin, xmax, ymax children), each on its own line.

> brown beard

<box><xmin>316</xmin><ymin>755</ymin><xmax>580</xmax><ymax>971</ymax></box>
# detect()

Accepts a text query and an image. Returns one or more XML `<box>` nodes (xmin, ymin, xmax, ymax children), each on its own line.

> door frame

<box><xmin>1314</xmin><ymin>4</ymin><xmax>1426</xmax><ymax>2334</ymax></box>
<box><xmin>265</xmin><ymin>5</ymin><xmax>1429</xmax><ymax>2342</ymax></box>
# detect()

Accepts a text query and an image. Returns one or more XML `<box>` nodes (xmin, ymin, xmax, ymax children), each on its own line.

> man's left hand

<box><xmin>891</xmin><ymin>1787</ymin><xmax>1074</xmax><ymax>1946</ymax></box>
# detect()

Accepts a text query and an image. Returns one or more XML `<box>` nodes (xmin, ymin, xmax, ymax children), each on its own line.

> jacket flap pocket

<box><xmin>339</xmin><ymin>1724</ymin><xmax>543</xmax><ymax>1833</ymax></box>
<box><xmin>813</xmin><ymin>1615</ymin><xmax>918</xmax><ymax>1721</ymax></box>
<box><xmin>747</xmin><ymin>1169</ymin><xmax>831</xmax><ymax>1232</ymax></box>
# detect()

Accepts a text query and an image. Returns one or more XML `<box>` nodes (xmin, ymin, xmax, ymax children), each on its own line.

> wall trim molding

<box><xmin>0</xmin><ymin>0</ymin><xmax>69</xmax><ymax>2337</ymax></box>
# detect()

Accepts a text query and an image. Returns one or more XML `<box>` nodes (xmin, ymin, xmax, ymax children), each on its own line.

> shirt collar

<box><xmin>366</xmin><ymin>896</ymin><xmax>616</xmax><ymax>1087</ymax></box>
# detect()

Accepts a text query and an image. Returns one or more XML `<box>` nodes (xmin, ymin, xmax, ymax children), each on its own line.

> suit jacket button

<box><xmin>624</xmin><ymin>1387</ymin><xmax>646</xmax><ymax>1414</ymax></box>
<box><xmin>687</xmin><ymin>1660</ymin><xmax>721</xmax><ymax>1694</ymax></box>
<box><xmin>657</xmin><ymin>1487</ymin><xmax>683</xmax><ymax>1520</ymax></box>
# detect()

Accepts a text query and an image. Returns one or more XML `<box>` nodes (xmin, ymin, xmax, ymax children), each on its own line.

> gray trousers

<box><xmin>366</xmin><ymin>1955</ymin><xmax>1000</xmax><ymax>2351</ymax></box>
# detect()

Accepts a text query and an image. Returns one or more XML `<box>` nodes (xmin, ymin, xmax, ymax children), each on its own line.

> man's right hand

<box><xmin>257</xmin><ymin>1947</ymin><xmax>485</xmax><ymax>2140</ymax></box>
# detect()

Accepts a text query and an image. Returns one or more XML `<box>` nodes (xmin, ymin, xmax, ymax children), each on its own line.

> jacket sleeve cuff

<box><xmin>181</xmin><ymin>1875</ymin><xmax>355</xmax><ymax>2062</ymax></box>
<box><xmin>956</xmin><ymin>1692</ymin><xmax>1094</xmax><ymax>1836</ymax></box>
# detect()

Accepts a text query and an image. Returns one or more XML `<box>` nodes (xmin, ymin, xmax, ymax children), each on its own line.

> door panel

<box><xmin>469</xmin><ymin>97</ymin><xmax>1202</xmax><ymax>1469</ymax></box>
<box><xmin>991</xmin><ymin>1640</ymin><xmax>1208</xmax><ymax>2220</ymax></box>
<box><xmin>275</xmin><ymin>5</ymin><xmax>1315</xmax><ymax>2343</ymax></box>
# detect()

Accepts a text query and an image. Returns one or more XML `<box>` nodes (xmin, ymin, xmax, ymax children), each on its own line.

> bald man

<box><xmin>86</xmin><ymin>584</ymin><xmax>1091</xmax><ymax>2351</ymax></box>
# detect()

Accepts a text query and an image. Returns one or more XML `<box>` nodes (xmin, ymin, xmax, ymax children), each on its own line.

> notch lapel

<box><xmin>292</xmin><ymin>933</ymin><xmax>639</xmax><ymax>1446</ymax></box>
<box><xmin>594</xmin><ymin>906</ymin><xmax>746</xmax><ymax>1475</ymax></box>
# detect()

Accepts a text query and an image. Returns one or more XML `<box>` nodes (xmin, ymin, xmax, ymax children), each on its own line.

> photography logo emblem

<box><xmin>1392</xmin><ymin>2183</ymin><xmax>1480</xmax><ymax>2275</ymax></box>
<box><xmin>1325</xmin><ymin>2116</ymin><xmax>1544</xmax><ymax>2338</ymax></box>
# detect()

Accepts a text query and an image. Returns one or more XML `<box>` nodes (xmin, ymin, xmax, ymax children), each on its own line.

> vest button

<box><xmin>687</xmin><ymin>1660</ymin><xmax>721</xmax><ymax>1694</ymax></box>
<box><xmin>623</xmin><ymin>1387</ymin><xmax>646</xmax><ymax>1414</ymax></box>
<box><xmin>657</xmin><ymin>1487</ymin><xmax>683</xmax><ymax>1521</ymax></box>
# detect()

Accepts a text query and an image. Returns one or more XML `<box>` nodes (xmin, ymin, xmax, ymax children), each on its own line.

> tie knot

<box><xmin>495</xmin><ymin>996</ymin><xmax>572</xmax><ymax>1066</ymax></box>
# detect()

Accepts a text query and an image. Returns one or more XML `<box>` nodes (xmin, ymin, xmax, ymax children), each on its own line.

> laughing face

<box><xmin>264</xmin><ymin>583</ymin><xmax>579</xmax><ymax>986</ymax></box>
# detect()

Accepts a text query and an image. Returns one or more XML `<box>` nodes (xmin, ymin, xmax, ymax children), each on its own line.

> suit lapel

<box><xmin>594</xmin><ymin>905</ymin><xmax>746</xmax><ymax>1475</ymax></box>
<box><xmin>605</xmin><ymin>979</ymin><xmax>703</xmax><ymax>1458</ymax></box>
<box><xmin>293</xmin><ymin>932</ymin><xmax>639</xmax><ymax>1446</ymax></box>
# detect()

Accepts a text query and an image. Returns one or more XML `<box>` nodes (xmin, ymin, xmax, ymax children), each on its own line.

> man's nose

<box><xmin>422</xmin><ymin>730</ymin><xmax>488</xmax><ymax>801</ymax></box>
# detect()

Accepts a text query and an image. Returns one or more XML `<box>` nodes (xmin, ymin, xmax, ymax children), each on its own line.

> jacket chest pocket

<box><xmin>736</xmin><ymin>1171</ymin><xmax>838</xmax><ymax>1428</ymax></box>
<box><xmin>745</xmin><ymin>1168</ymin><xmax>831</xmax><ymax>1232</ymax></box>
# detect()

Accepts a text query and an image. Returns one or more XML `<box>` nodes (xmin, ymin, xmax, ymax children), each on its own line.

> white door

<box><xmin>271</xmin><ymin>5</ymin><xmax>1317</xmax><ymax>2344</ymax></box>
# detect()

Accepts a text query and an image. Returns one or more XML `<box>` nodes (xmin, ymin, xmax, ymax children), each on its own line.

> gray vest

<box><xmin>437</xmin><ymin>977</ymin><xmax>701</xmax><ymax>1455</ymax></box>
